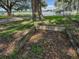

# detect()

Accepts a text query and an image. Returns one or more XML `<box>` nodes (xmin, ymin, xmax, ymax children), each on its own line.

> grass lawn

<box><xmin>0</xmin><ymin>19</ymin><xmax>35</xmax><ymax>59</ymax></box>
<box><xmin>0</xmin><ymin>16</ymin><xmax>79</xmax><ymax>59</ymax></box>
<box><xmin>0</xmin><ymin>16</ymin><xmax>11</xmax><ymax>19</ymax></box>
<box><xmin>0</xmin><ymin>20</ymin><xmax>34</xmax><ymax>41</ymax></box>
<box><xmin>44</xmin><ymin>15</ymin><xmax>79</xmax><ymax>25</ymax></box>
<box><xmin>0</xmin><ymin>15</ymin><xmax>79</xmax><ymax>39</ymax></box>
<box><xmin>43</xmin><ymin>16</ymin><xmax>67</xmax><ymax>25</ymax></box>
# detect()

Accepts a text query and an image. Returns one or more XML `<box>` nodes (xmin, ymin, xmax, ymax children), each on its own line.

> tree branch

<box><xmin>0</xmin><ymin>0</ymin><xmax>7</xmax><ymax>6</ymax></box>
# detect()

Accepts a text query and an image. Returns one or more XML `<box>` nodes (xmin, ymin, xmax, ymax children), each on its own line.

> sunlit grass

<box><xmin>43</xmin><ymin>15</ymin><xmax>79</xmax><ymax>25</ymax></box>
<box><xmin>0</xmin><ymin>15</ymin><xmax>79</xmax><ymax>59</ymax></box>
<box><xmin>0</xmin><ymin>16</ymin><xmax>11</xmax><ymax>19</ymax></box>
<box><xmin>0</xmin><ymin>20</ymin><xmax>34</xmax><ymax>41</ymax></box>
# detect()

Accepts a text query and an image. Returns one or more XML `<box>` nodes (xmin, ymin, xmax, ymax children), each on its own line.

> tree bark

<box><xmin>31</xmin><ymin>0</ymin><xmax>42</xmax><ymax>21</ymax></box>
<box><xmin>6</xmin><ymin>8</ymin><xmax>12</xmax><ymax>16</ymax></box>
<box><xmin>38</xmin><ymin>0</ymin><xmax>42</xmax><ymax>20</ymax></box>
<box><xmin>0</xmin><ymin>0</ymin><xmax>17</xmax><ymax>16</ymax></box>
<box><xmin>31</xmin><ymin>0</ymin><xmax>36</xmax><ymax>20</ymax></box>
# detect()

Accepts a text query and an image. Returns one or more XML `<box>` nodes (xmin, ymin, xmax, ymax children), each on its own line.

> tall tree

<box><xmin>31</xmin><ymin>0</ymin><xmax>47</xmax><ymax>20</ymax></box>
<box><xmin>0</xmin><ymin>0</ymin><xmax>28</xmax><ymax>16</ymax></box>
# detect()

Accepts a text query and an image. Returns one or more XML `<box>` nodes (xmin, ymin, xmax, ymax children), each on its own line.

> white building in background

<box><xmin>55</xmin><ymin>0</ymin><xmax>79</xmax><ymax>15</ymax></box>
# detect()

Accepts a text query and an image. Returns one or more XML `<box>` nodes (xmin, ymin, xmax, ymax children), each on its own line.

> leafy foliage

<box><xmin>0</xmin><ymin>0</ymin><xmax>30</xmax><ymax>15</ymax></box>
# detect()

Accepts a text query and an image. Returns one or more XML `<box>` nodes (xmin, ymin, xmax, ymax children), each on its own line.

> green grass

<box><xmin>44</xmin><ymin>16</ymin><xmax>64</xmax><ymax>20</ymax></box>
<box><xmin>14</xmin><ymin>14</ymin><xmax>31</xmax><ymax>17</ymax></box>
<box><xmin>0</xmin><ymin>15</ymin><xmax>79</xmax><ymax>59</ymax></box>
<box><xmin>31</xmin><ymin>44</ymin><xmax>43</xmax><ymax>55</ymax></box>
<box><xmin>0</xmin><ymin>16</ymin><xmax>11</xmax><ymax>19</ymax></box>
<box><xmin>43</xmin><ymin>16</ymin><xmax>64</xmax><ymax>25</ymax></box>
<box><xmin>43</xmin><ymin>15</ymin><xmax>79</xmax><ymax>25</ymax></box>
<box><xmin>71</xmin><ymin>15</ymin><xmax>79</xmax><ymax>21</ymax></box>
<box><xmin>0</xmin><ymin>20</ymin><xmax>34</xmax><ymax>41</ymax></box>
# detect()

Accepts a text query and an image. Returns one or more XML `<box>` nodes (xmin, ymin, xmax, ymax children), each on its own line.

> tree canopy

<box><xmin>0</xmin><ymin>0</ymin><xmax>29</xmax><ymax>15</ymax></box>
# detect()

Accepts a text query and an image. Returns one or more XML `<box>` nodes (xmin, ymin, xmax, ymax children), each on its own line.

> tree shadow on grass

<box><xmin>0</xmin><ymin>20</ymin><xmax>34</xmax><ymax>58</ymax></box>
<box><xmin>0</xmin><ymin>20</ymin><xmax>34</xmax><ymax>42</ymax></box>
<box><xmin>0</xmin><ymin>29</ymin><xmax>31</xmax><ymax>57</ymax></box>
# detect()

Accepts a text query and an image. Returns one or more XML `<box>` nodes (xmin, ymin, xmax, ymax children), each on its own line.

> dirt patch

<box><xmin>0</xmin><ymin>30</ymin><xmax>29</xmax><ymax>55</ymax></box>
<box><xmin>0</xmin><ymin>29</ymin><xmax>78</xmax><ymax>59</ymax></box>
<box><xmin>16</xmin><ymin>30</ymin><xmax>75</xmax><ymax>59</ymax></box>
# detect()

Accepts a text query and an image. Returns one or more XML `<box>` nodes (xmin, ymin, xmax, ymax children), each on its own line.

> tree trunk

<box><xmin>77</xmin><ymin>0</ymin><xmax>79</xmax><ymax>14</ymax></box>
<box><xmin>31</xmin><ymin>0</ymin><xmax>42</xmax><ymax>21</ymax></box>
<box><xmin>7</xmin><ymin>9</ymin><xmax>12</xmax><ymax>16</ymax></box>
<box><xmin>38</xmin><ymin>0</ymin><xmax>42</xmax><ymax>20</ymax></box>
<box><xmin>31</xmin><ymin>0</ymin><xmax>37</xmax><ymax>20</ymax></box>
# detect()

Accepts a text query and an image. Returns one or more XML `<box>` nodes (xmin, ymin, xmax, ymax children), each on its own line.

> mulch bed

<box><xmin>17</xmin><ymin>30</ymin><xmax>74</xmax><ymax>59</ymax></box>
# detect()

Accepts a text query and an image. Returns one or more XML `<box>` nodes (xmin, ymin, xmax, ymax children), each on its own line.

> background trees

<box><xmin>0</xmin><ymin>0</ymin><xmax>47</xmax><ymax>20</ymax></box>
<box><xmin>0</xmin><ymin>0</ymin><xmax>29</xmax><ymax>16</ymax></box>
<box><xmin>55</xmin><ymin>0</ymin><xmax>79</xmax><ymax>15</ymax></box>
